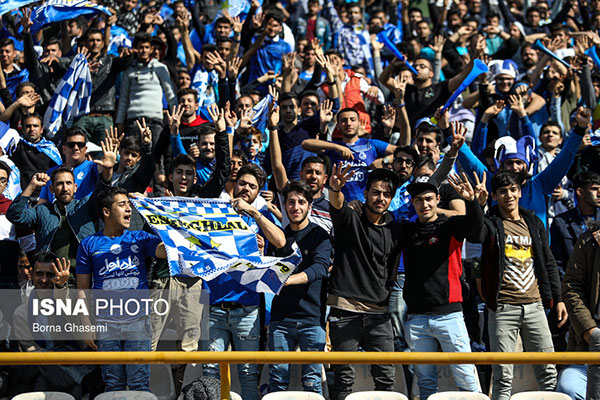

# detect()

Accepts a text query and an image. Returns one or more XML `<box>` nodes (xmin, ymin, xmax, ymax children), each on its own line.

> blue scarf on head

<box><xmin>5</xmin><ymin>68</ymin><xmax>29</xmax><ymax>100</ymax></box>
<box><xmin>21</xmin><ymin>138</ymin><xmax>63</xmax><ymax>166</ymax></box>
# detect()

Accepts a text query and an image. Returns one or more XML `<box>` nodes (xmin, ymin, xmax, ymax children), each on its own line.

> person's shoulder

<box><xmin>553</xmin><ymin>207</ymin><xmax>579</xmax><ymax>225</ymax></box>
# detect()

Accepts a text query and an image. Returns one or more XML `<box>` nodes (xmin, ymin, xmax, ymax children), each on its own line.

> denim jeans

<box><xmin>389</xmin><ymin>273</ymin><xmax>408</xmax><ymax>352</ymax></box>
<box><xmin>97</xmin><ymin>319</ymin><xmax>151</xmax><ymax>391</ymax></box>
<box><xmin>404</xmin><ymin>311</ymin><xmax>479</xmax><ymax>400</ymax></box>
<box><xmin>203</xmin><ymin>305</ymin><xmax>260</xmax><ymax>400</ymax></box>
<box><xmin>587</xmin><ymin>327</ymin><xmax>600</xmax><ymax>399</ymax></box>
<box><xmin>488</xmin><ymin>302</ymin><xmax>556</xmax><ymax>400</ymax></box>
<box><xmin>328</xmin><ymin>308</ymin><xmax>395</xmax><ymax>400</ymax></box>
<box><xmin>557</xmin><ymin>365</ymin><xmax>586</xmax><ymax>400</ymax></box>
<box><xmin>268</xmin><ymin>321</ymin><xmax>326</xmax><ymax>393</ymax></box>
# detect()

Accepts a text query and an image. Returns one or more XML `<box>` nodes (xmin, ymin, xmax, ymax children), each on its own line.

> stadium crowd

<box><xmin>0</xmin><ymin>0</ymin><xmax>600</xmax><ymax>398</ymax></box>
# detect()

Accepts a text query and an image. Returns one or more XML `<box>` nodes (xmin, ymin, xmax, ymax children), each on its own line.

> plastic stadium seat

<box><xmin>428</xmin><ymin>392</ymin><xmax>491</xmax><ymax>400</ymax></box>
<box><xmin>262</xmin><ymin>391</ymin><xmax>326</xmax><ymax>400</ymax></box>
<box><xmin>12</xmin><ymin>392</ymin><xmax>76</xmax><ymax>400</ymax></box>
<box><xmin>509</xmin><ymin>392</ymin><xmax>572</xmax><ymax>400</ymax></box>
<box><xmin>94</xmin><ymin>391</ymin><xmax>159</xmax><ymax>400</ymax></box>
<box><xmin>345</xmin><ymin>391</ymin><xmax>409</xmax><ymax>400</ymax></box>
<box><xmin>149</xmin><ymin>364</ymin><xmax>176</xmax><ymax>400</ymax></box>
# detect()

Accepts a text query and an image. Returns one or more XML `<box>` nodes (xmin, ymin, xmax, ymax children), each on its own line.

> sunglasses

<box><xmin>65</xmin><ymin>141</ymin><xmax>86</xmax><ymax>149</ymax></box>
<box><xmin>394</xmin><ymin>157</ymin><xmax>415</xmax><ymax>167</ymax></box>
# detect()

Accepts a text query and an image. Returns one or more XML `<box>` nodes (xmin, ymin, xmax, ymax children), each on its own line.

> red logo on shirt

<box><xmin>428</xmin><ymin>235</ymin><xmax>439</xmax><ymax>245</ymax></box>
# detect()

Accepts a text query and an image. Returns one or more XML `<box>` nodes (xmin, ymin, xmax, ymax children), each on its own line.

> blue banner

<box><xmin>31</xmin><ymin>0</ymin><xmax>111</xmax><ymax>32</ymax></box>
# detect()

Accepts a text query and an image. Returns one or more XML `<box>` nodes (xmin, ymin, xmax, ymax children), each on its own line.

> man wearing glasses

<box><xmin>38</xmin><ymin>127</ymin><xmax>100</xmax><ymax>204</ymax></box>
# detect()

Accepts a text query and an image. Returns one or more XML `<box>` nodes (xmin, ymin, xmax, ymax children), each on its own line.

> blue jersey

<box><xmin>40</xmin><ymin>160</ymin><xmax>99</xmax><ymax>203</ymax></box>
<box><xmin>325</xmin><ymin>138</ymin><xmax>388</xmax><ymax>202</ymax></box>
<box><xmin>76</xmin><ymin>230</ymin><xmax>161</xmax><ymax>290</ymax></box>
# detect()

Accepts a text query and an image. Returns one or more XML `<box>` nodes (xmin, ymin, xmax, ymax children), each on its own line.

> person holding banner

<box><xmin>203</xmin><ymin>162</ymin><xmax>286</xmax><ymax>400</ymax></box>
<box><xmin>150</xmin><ymin>103</ymin><xmax>230</xmax><ymax>392</ymax></box>
<box><xmin>76</xmin><ymin>186</ymin><xmax>168</xmax><ymax>392</ymax></box>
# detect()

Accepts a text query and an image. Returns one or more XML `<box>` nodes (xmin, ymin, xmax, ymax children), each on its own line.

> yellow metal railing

<box><xmin>1</xmin><ymin>351</ymin><xmax>600</xmax><ymax>400</ymax></box>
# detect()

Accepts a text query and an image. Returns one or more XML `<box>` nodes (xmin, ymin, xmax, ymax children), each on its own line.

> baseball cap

<box><xmin>407</xmin><ymin>175</ymin><xmax>439</xmax><ymax>197</ymax></box>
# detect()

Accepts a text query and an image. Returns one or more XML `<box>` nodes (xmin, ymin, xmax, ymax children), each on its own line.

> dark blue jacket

<box><xmin>6</xmin><ymin>181</ymin><xmax>109</xmax><ymax>252</ymax></box>
<box><xmin>550</xmin><ymin>207</ymin><xmax>600</xmax><ymax>278</ymax></box>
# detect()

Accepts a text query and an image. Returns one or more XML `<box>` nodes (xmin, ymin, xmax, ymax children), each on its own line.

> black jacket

<box><xmin>402</xmin><ymin>199</ymin><xmax>483</xmax><ymax>314</ymax></box>
<box><xmin>479</xmin><ymin>206</ymin><xmax>562</xmax><ymax>311</ymax></box>
<box><xmin>329</xmin><ymin>203</ymin><xmax>401</xmax><ymax>307</ymax></box>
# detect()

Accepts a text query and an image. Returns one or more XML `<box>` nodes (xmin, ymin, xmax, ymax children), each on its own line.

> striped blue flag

<box><xmin>43</xmin><ymin>53</ymin><xmax>92</xmax><ymax>139</ymax></box>
<box><xmin>31</xmin><ymin>0</ymin><xmax>111</xmax><ymax>33</ymax></box>
<box><xmin>131</xmin><ymin>197</ymin><xmax>302</xmax><ymax>294</ymax></box>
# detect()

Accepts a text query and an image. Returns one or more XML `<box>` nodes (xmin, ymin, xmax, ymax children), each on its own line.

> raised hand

<box><xmin>447</xmin><ymin>172</ymin><xmax>476</xmax><ymax>201</ymax></box>
<box><xmin>434</xmin><ymin>106</ymin><xmax>450</xmax><ymax>130</ymax></box>
<box><xmin>431</xmin><ymin>34</ymin><xmax>446</xmax><ymax>55</ymax></box>
<box><xmin>51</xmin><ymin>257</ymin><xmax>71</xmax><ymax>287</ymax></box>
<box><xmin>575</xmin><ymin>106</ymin><xmax>592</xmax><ymax>129</ymax></box>
<box><xmin>95</xmin><ymin>136</ymin><xmax>118</xmax><ymax>170</ymax></box>
<box><xmin>252</xmin><ymin>12</ymin><xmax>265</xmax><ymax>29</ymax></box>
<box><xmin>473</xmin><ymin>171</ymin><xmax>488</xmax><ymax>206</ymax></box>
<box><xmin>319</xmin><ymin>99</ymin><xmax>334</xmax><ymax>125</ymax></box>
<box><xmin>228</xmin><ymin>57</ymin><xmax>243</xmax><ymax>78</ymax></box>
<box><xmin>483</xmin><ymin>99</ymin><xmax>505</xmax><ymax>122</ymax></box>
<box><xmin>329</xmin><ymin>163</ymin><xmax>355</xmax><ymax>192</ymax></box>
<box><xmin>357</xmin><ymin>117</ymin><xmax>369</xmax><ymax>137</ymax></box>
<box><xmin>30</xmin><ymin>172</ymin><xmax>50</xmax><ymax>189</ymax></box>
<box><xmin>136</xmin><ymin>117</ymin><xmax>152</xmax><ymax>145</ymax></box>
<box><xmin>391</xmin><ymin>74</ymin><xmax>408</xmax><ymax>101</ymax></box>
<box><xmin>268</xmin><ymin>84</ymin><xmax>279</xmax><ymax>103</ymax></box>
<box><xmin>224</xmin><ymin>101</ymin><xmax>238</xmax><ymax>127</ymax></box>
<box><xmin>105</xmin><ymin>126</ymin><xmax>124</xmax><ymax>149</ymax></box>
<box><xmin>381</xmin><ymin>104</ymin><xmax>396</xmax><ymax>131</ymax></box>
<box><xmin>268</xmin><ymin>98</ymin><xmax>279</xmax><ymax>128</ymax></box>
<box><xmin>206</xmin><ymin>51</ymin><xmax>227</xmax><ymax>78</ymax></box>
<box><xmin>17</xmin><ymin>93</ymin><xmax>40</xmax><ymax>108</ymax></box>
<box><xmin>282</xmin><ymin>52</ymin><xmax>296</xmax><ymax>76</ymax></box>
<box><xmin>21</xmin><ymin>8</ymin><xmax>33</xmax><ymax>32</ymax></box>
<box><xmin>447</xmin><ymin>121</ymin><xmax>466</xmax><ymax>157</ymax></box>
<box><xmin>166</xmin><ymin>104</ymin><xmax>185</xmax><ymax>136</ymax></box>
<box><xmin>232</xmin><ymin>16</ymin><xmax>243</xmax><ymax>33</ymax></box>
<box><xmin>239</xmin><ymin>107</ymin><xmax>255</xmax><ymax>130</ymax></box>
<box><xmin>208</xmin><ymin>104</ymin><xmax>226</xmax><ymax>132</ymax></box>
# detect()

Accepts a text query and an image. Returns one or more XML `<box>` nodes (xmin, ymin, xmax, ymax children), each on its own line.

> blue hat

<box><xmin>494</xmin><ymin>136</ymin><xmax>537</xmax><ymax>175</ymax></box>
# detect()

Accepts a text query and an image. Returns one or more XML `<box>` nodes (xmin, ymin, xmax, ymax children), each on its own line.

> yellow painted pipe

<box><xmin>0</xmin><ymin>351</ymin><xmax>599</xmax><ymax>365</ymax></box>
<box><xmin>220</xmin><ymin>362</ymin><xmax>230</xmax><ymax>400</ymax></box>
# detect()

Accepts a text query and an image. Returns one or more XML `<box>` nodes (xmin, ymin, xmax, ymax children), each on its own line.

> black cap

<box><xmin>367</xmin><ymin>168</ymin><xmax>400</xmax><ymax>195</ymax></box>
<box><xmin>407</xmin><ymin>175</ymin><xmax>439</xmax><ymax>197</ymax></box>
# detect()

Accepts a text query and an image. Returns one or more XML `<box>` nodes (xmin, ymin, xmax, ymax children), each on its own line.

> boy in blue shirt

<box><xmin>76</xmin><ymin>186</ymin><xmax>166</xmax><ymax>392</ymax></box>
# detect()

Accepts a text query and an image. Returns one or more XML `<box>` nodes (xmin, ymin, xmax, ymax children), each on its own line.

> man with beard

<box><xmin>203</xmin><ymin>163</ymin><xmax>285</xmax><ymax>400</ymax></box>
<box><xmin>269</xmin><ymin>98</ymin><xmax>331</xmax><ymax>233</ymax></box>
<box><xmin>456</xmin><ymin>106</ymin><xmax>591</xmax><ymax>226</ymax></box>
<box><xmin>6</xmin><ymin>139</ymin><xmax>116</xmax><ymax>277</ymax></box>
<box><xmin>268</xmin><ymin>180</ymin><xmax>331</xmax><ymax>394</ymax></box>
<box><xmin>302</xmin><ymin>108</ymin><xmax>396</xmax><ymax>202</ymax></box>
<box><xmin>326</xmin><ymin>166</ymin><xmax>402</xmax><ymax>400</ymax></box>
<box><xmin>150</xmin><ymin>104</ymin><xmax>230</xmax><ymax>393</ymax></box>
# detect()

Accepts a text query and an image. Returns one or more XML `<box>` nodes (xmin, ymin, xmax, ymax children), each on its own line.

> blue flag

<box><xmin>130</xmin><ymin>197</ymin><xmax>301</xmax><ymax>294</ymax></box>
<box><xmin>0</xmin><ymin>0</ymin><xmax>37</xmax><ymax>17</ymax></box>
<box><xmin>31</xmin><ymin>0</ymin><xmax>111</xmax><ymax>33</ymax></box>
